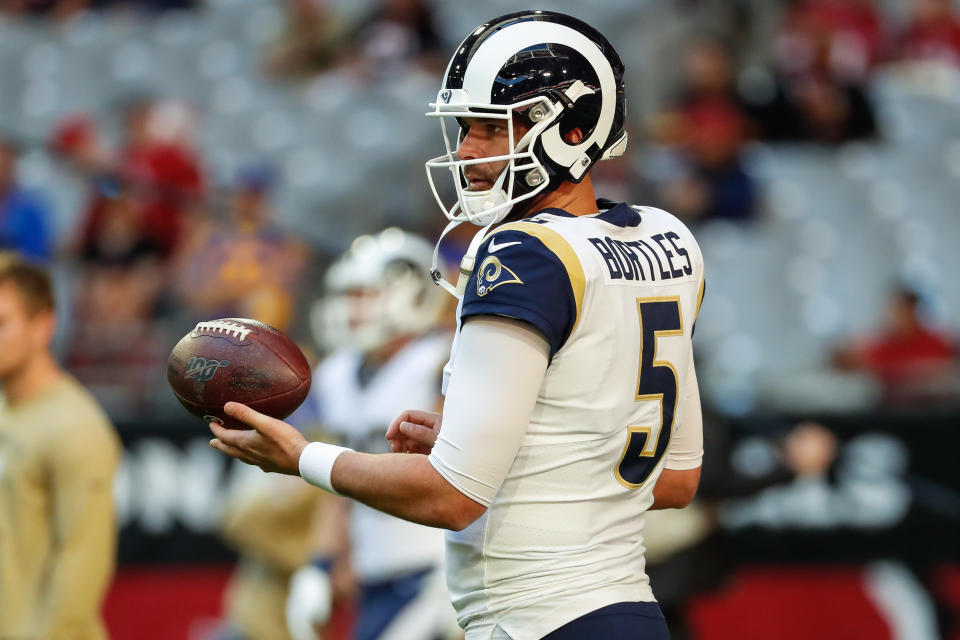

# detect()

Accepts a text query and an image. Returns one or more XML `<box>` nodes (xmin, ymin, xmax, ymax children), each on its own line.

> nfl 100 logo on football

<box><xmin>184</xmin><ymin>356</ymin><xmax>230</xmax><ymax>394</ymax></box>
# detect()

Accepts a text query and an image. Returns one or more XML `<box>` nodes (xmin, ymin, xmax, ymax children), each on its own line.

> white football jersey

<box><xmin>314</xmin><ymin>333</ymin><xmax>452</xmax><ymax>582</ymax></box>
<box><xmin>435</xmin><ymin>202</ymin><xmax>705</xmax><ymax>639</ymax></box>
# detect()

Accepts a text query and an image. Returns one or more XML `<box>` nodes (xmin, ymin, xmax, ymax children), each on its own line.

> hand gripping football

<box><xmin>167</xmin><ymin>318</ymin><xmax>311</xmax><ymax>429</ymax></box>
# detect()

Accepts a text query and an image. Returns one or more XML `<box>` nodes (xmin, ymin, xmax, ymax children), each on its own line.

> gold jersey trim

<box><xmin>695</xmin><ymin>274</ymin><xmax>706</xmax><ymax>323</ymax></box>
<box><xmin>492</xmin><ymin>221</ymin><xmax>586</xmax><ymax>334</ymax></box>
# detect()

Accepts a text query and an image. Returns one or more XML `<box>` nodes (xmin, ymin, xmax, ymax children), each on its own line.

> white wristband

<box><xmin>298</xmin><ymin>442</ymin><xmax>353</xmax><ymax>493</ymax></box>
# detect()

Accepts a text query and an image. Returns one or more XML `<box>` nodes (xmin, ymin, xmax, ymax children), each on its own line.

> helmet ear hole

<box><xmin>558</xmin><ymin>92</ymin><xmax>600</xmax><ymax>141</ymax></box>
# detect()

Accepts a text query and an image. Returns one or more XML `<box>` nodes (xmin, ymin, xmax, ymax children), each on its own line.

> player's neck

<box><xmin>526</xmin><ymin>174</ymin><xmax>598</xmax><ymax>217</ymax></box>
<box><xmin>2</xmin><ymin>352</ymin><xmax>62</xmax><ymax>407</ymax></box>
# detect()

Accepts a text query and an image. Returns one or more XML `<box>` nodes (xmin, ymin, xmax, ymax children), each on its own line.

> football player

<box><xmin>218</xmin><ymin>457</ymin><xmax>320</xmax><ymax>640</ymax></box>
<box><xmin>284</xmin><ymin>228</ymin><xmax>459</xmax><ymax>640</ymax></box>
<box><xmin>211</xmin><ymin>11</ymin><xmax>705</xmax><ymax>639</ymax></box>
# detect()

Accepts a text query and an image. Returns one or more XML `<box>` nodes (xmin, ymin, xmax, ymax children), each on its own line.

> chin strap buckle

<box><xmin>429</xmin><ymin>220</ymin><xmax>495</xmax><ymax>300</ymax></box>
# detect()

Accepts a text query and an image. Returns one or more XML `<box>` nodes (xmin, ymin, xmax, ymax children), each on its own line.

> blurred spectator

<box><xmin>50</xmin><ymin>114</ymin><xmax>133</xmax><ymax>263</ymax></box>
<box><xmin>56</xmin><ymin>125</ymin><xmax>168</xmax><ymax>418</ymax></box>
<box><xmin>50</xmin><ymin>115</ymin><xmax>152</xmax><ymax>264</ymax></box>
<box><xmin>0</xmin><ymin>136</ymin><xmax>53</xmax><ymax>261</ymax></box>
<box><xmin>0</xmin><ymin>0</ymin><xmax>91</xmax><ymax>20</ymax></box>
<box><xmin>781</xmin><ymin>420</ymin><xmax>839</xmax><ymax>478</ymax></box>
<box><xmin>48</xmin><ymin>108</ymin><xmax>196</xmax><ymax>417</ymax></box>
<box><xmin>349</xmin><ymin>0</ymin><xmax>444</xmax><ymax>79</ymax></box>
<box><xmin>777</xmin><ymin>0</ymin><xmax>885</xmax><ymax>82</ymax></box>
<box><xmin>265</xmin><ymin>0</ymin><xmax>442</xmax><ymax>84</ymax></box>
<box><xmin>657</xmin><ymin>104</ymin><xmax>758</xmax><ymax>223</ymax></box>
<box><xmin>651</xmin><ymin>36</ymin><xmax>759</xmax><ymax>146</ymax></box>
<box><xmin>761</xmin><ymin>0</ymin><xmax>881</xmax><ymax>144</ymax></box>
<box><xmin>264</xmin><ymin>0</ymin><xmax>353</xmax><ymax>80</ymax></box>
<box><xmin>833</xmin><ymin>286</ymin><xmax>959</xmax><ymax>404</ymax></box>
<box><xmin>78</xmin><ymin>178</ymin><xmax>164</xmax><ymax>266</ymax></box>
<box><xmin>63</xmin><ymin>182</ymin><xmax>166</xmax><ymax>417</ymax></box>
<box><xmin>95</xmin><ymin>0</ymin><xmax>199</xmax><ymax>10</ymax></box>
<box><xmin>51</xmin><ymin>114</ymin><xmax>115</xmax><ymax>177</ymax></box>
<box><xmin>172</xmin><ymin>163</ymin><xmax>307</xmax><ymax>332</ymax></box>
<box><xmin>784</xmin><ymin>68</ymin><xmax>877</xmax><ymax>142</ymax></box>
<box><xmin>651</xmin><ymin>38</ymin><xmax>759</xmax><ymax>223</ymax></box>
<box><xmin>895</xmin><ymin>0</ymin><xmax>960</xmax><ymax>67</ymax></box>
<box><xmin>0</xmin><ymin>0</ymin><xmax>197</xmax><ymax>19</ymax></box>
<box><xmin>119</xmin><ymin>96</ymin><xmax>205</xmax><ymax>258</ymax></box>
<box><xmin>54</xmin><ymin>99</ymin><xmax>205</xmax><ymax>262</ymax></box>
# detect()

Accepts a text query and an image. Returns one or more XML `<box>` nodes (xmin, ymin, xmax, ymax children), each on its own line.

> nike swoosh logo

<box><xmin>488</xmin><ymin>238</ymin><xmax>521</xmax><ymax>253</ymax></box>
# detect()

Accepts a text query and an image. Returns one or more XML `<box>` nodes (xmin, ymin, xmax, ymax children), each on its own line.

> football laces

<box><xmin>192</xmin><ymin>320</ymin><xmax>253</xmax><ymax>342</ymax></box>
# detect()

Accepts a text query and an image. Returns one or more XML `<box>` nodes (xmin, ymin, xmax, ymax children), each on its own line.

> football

<box><xmin>167</xmin><ymin>318</ymin><xmax>311</xmax><ymax>429</ymax></box>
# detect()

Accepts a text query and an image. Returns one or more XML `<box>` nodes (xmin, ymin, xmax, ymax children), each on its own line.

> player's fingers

<box><xmin>387</xmin><ymin>436</ymin><xmax>403</xmax><ymax>453</ymax></box>
<box><xmin>385</xmin><ymin>414</ymin><xmax>405</xmax><ymax>441</ymax></box>
<box><xmin>210</xmin><ymin>438</ymin><xmax>256</xmax><ymax>465</ymax></box>
<box><xmin>403</xmin><ymin>409</ymin><xmax>441</xmax><ymax>430</ymax></box>
<box><xmin>208</xmin><ymin>421</ymin><xmax>263</xmax><ymax>454</ymax></box>
<box><xmin>387</xmin><ymin>432</ymin><xmax>415</xmax><ymax>454</ymax></box>
<box><xmin>399</xmin><ymin>421</ymin><xmax>438</xmax><ymax>446</ymax></box>
<box><xmin>224</xmin><ymin>401</ymin><xmax>281</xmax><ymax>436</ymax></box>
<box><xmin>386</xmin><ymin>410</ymin><xmax>421</xmax><ymax>446</ymax></box>
<box><xmin>208</xmin><ymin>421</ymin><xmax>246</xmax><ymax>446</ymax></box>
<box><xmin>386</xmin><ymin>430</ymin><xmax>412</xmax><ymax>452</ymax></box>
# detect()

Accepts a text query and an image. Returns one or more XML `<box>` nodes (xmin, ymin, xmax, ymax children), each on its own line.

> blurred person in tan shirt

<box><xmin>0</xmin><ymin>252</ymin><xmax>120</xmax><ymax>639</ymax></box>
<box><xmin>219</xmin><ymin>465</ymin><xmax>322</xmax><ymax>640</ymax></box>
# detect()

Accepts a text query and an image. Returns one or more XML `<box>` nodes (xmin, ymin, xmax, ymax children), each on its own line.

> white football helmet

<box><xmin>313</xmin><ymin>228</ymin><xmax>445</xmax><ymax>353</ymax></box>
<box><xmin>424</xmin><ymin>10</ymin><xmax>628</xmax><ymax>228</ymax></box>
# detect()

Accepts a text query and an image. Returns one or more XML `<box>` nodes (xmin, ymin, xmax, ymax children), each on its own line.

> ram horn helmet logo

<box><xmin>441</xmin><ymin>89</ymin><xmax>452</xmax><ymax>104</ymax></box>
<box><xmin>184</xmin><ymin>357</ymin><xmax>231</xmax><ymax>383</ymax></box>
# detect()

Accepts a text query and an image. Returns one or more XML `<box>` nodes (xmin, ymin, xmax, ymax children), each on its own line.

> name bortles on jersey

<box><xmin>441</xmin><ymin>201</ymin><xmax>705</xmax><ymax>638</ymax></box>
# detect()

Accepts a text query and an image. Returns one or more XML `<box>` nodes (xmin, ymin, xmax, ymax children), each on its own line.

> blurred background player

<box><xmin>0</xmin><ymin>252</ymin><xmax>120</xmax><ymax>639</ymax></box>
<box><xmin>285</xmin><ymin>228</ymin><xmax>458</xmax><ymax>640</ymax></box>
<box><xmin>216</xmin><ymin>459</ymin><xmax>323</xmax><ymax>640</ymax></box>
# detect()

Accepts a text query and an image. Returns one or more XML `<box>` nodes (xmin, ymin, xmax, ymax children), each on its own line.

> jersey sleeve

<box><xmin>429</xmin><ymin>317</ymin><xmax>550</xmax><ymax>506</ymax></box>
<box><xmin>460</xmin><ymin>226</ymin><xmax>583</xmax><ymax>356</ymax></box>
<box><xmin>665</xmin><ymin>347</ymin><xmax>704</xmax><ymax>470</ymax></box>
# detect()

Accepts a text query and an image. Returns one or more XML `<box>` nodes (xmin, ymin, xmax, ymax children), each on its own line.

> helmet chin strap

<box><xmin>430</xmin><ymin>217</ymin><xmax>496</xmax><ymax>300</ymax></box>
<box><xmin>430</xmin><ymin>161</ymin><xmax>515</xmax><ymax>299</ymax></box>
<box><xmin>459</xmin><ymin>160</ymin><xmax>513</xmax><ymax>226</ymax></box>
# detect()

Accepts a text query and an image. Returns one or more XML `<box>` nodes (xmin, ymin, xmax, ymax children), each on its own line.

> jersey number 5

<box><xmin>615</xmin><ymin>297</ymin><xmax>683</xmax><ymax>489</ymax></box>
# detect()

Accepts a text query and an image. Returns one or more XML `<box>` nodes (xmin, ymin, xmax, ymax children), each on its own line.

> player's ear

<box><xmin>563</xmin><ymin>127</ymin><xmax>584</xmax><ymax>144</ymax></box>
<box><xmin>32</xmin><ymin>309</ymin><xmax>56</xmax><ymax>348</ymax></box>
